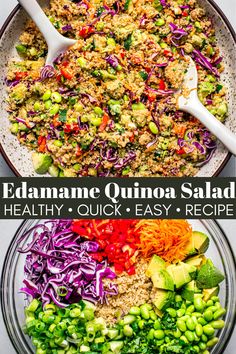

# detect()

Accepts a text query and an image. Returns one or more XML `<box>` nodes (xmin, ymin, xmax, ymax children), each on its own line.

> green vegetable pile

<box><xmin>25</xmin><ymin>294</ymin><xmax>226</xmax><ymax>354</ymax></box>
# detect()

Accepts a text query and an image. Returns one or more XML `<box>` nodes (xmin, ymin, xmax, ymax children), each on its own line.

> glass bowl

<box><xmin>1</xmin><ymin>219</ymin><xmax>236</xmax><ymax>354</ymax></box>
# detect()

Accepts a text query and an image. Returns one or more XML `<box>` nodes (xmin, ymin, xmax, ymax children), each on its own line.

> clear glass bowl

<box><xmin>1</xmin><ymin>219</ymin><xmax>236</xmax><ymax>354</ymax></box>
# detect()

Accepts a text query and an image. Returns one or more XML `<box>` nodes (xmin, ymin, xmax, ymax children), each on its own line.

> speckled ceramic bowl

<box><xmin>0</xmin><ymin>0</ymin><xmax>236</xmax><ymax>176</ymax></box>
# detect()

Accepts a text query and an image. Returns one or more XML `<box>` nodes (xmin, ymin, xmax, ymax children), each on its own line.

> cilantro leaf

<box><xmin>59</xmin><ymin>109</ymin><xmax>67</xmax><ymax>122</ymax></box>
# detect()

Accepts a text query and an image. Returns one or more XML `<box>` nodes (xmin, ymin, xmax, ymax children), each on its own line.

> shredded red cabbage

<box><xmin>18</xmin><ymin>220</ymin><xmax>117</xmax><ymax>308</ymax></box>
<box><xmin>192</xmin><ymin>49</ymin><xmax>219</xmax><ymax>77</ymax></box>
<box><xmin>40</xmin><ymin>65</ymin><xmax>55</xmax><ymax>80</ymax></box>
<box><xmin>106</xmin><ymin>55</ymin><xmax>120</xmax><ymax>69</ymax></box>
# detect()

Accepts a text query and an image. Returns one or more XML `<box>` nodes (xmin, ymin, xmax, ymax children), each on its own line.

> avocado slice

<box><xmin>184</xmin><ymin>263</ymin><xmax>197</xmax><ymax>279</ymax></box>
<box><xmin>152</xmin><ymin>288</ymin><xmax>175</xmax><ymax>312</ymax></box>
<box><xmin>151</xmin><ymin>269</ymin><xmax>174</xmax><ymax>291</ymax></box>
<box><xmin>167</xmin><ymin>263</ymin><xmax>191</xmax><ymax>289</ymax></box>
<box><xmin>185</xmin><ymin>234</ymin><xmax>198</xmax><ymax>256</ymax></box>
<box><xmin>196</xmin><ymin>259</ymin><xmax>225</xmax><ymax>289</ymax></box>
<box><xmin>202</xmin><ymin>287</ymin><xmax>219</xmax><ymax>302</ymax></box>
<box><xmin>181</xmin><ymin>280</ymin><xmax>201</xmax><ymax>302</ymax></box>
<box><xmin>185</xmin><ymin>255</ymin><xmax>207</xmax><ymax>269</ymax></box>
<box><xmin>146</xmin><ymin>255</ymin><xmax>166</xmax><ymax>277</ymax></box>
<box><xmin>192</xmin><ymin>231</ymin><xmax>210</xmax><ymax>254</ymax></box>
<box><xmin>32</xmin><ymin>152</ymin><xmax>53</xmax><ymax>174</ymax></box>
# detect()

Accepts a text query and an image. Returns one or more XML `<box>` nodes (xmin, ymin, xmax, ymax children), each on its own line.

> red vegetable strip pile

<box><xmin>71</xmin><ymin>220</ymin><xmax>139</xmax><ymax>275</ymax></box>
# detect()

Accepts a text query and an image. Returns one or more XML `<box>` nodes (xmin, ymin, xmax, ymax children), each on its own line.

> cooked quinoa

<box><xmin>96</xmin><ymin>261</ymin><xmax>152</xmax><ymax>324</ymax></box>
<box><xmin>6</xmin><ymin>0</ymin><xmax>228</xmax><ymax>177</ymax></box>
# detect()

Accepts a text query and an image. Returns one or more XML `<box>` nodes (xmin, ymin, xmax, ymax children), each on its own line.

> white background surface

<box><xmin>0</xmin><ymin>0</ymin><xmax>235</xmax><ymax>353</ymax></box>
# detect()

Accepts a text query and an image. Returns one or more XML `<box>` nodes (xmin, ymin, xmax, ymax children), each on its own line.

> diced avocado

<box><xmin>152</xmin><ymin>289</ymin><xmax>175</xmax><ymax>312</ymax></box>
<box><xmin>184</xmin><ymin>263</ymin><xmax>197</xmax><ymax>279</ymax></box>
<box><xmin>109</xmin><ymin>341</ymin><xmax>124</xmax><ymax>353</ymax></box>
<box><xmin>167</xmin><ymin>263</ymin><xmax>191</xmax><ymax>289</ymax></box>
<box><xmin>48</xmin><ymin>164</ymin><xmax>59</xmax><ymax>177</ymax></box>
<box><xmin>202</xmin><ymin>287</ymin><xmax>219</xmax><ymax>302</ymax></box>
<box><xmin>32</xmin><ymin>153</ymin><xmax>52</xmax><ymax>174</ymax></box>
<box><xmin>199</xmin><ymin>82</ymin><xmax>215</xmax><ymax>96</ymax></box>
<box><xmin>185</xmin><ymin>255</ymin><xmax>207</xmax><ymax>269</ymax></box>
<box><xmin>196</xmin><ymin>259</ymin><xmax>225</xmax><ymax>289</ymax></box>
<box><xmin>80</xmin><ymin>345</ymin><xmax>90</xmax><ymax>352</ymax></box>
<box><xmin>192</xmin><ymin>231</ymin><xmax>209</xmax><ymax>254</ymax></box>
<box><xmin>151</xmin><ymin>269</ymin><xmax>174</xmax><ymax>291</ymax></box>
<box><xmin>146</xmin><ymin>255</ymin><xmax>166</xmax><ymax>277</ymax></box>
<box><xmin>185</xmin><ymin>235</ymin><xmax>198</xmax><ymax>256</ymax></box>
<box><xmin>217</xmin><ymin>102</ymin><xmax>228</xmax><ymax>117</ymax></box>
<box><xmin>132</xmin><ymin>102</ymin><xmax>146</xmax><ymax>110</ymax></box>
<box><xmin>181</xmin><ymin>280</ymin><xmax>201</xmax><ymax>302</ymax></box>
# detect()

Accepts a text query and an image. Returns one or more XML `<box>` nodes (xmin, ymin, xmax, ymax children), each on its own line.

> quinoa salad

<box><xmin>6</xmin><ymin>0</ymin><xmax>228</xmax><ymax>177</ymax></box>
<box><xmin>19</xmin><ymin>219</ymin><xmax>227</xmax><ymax>353</ymax></box>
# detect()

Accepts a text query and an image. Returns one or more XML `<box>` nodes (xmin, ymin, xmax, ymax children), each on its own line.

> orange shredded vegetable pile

<box><xmin>134</xmin><ymin>219</ymin><xmax>192</xmax><ymax>263</ymax></box>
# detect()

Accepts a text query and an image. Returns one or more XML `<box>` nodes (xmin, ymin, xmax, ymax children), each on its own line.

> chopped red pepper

<box><xmin>71</xmin><ymin>220</ymin><xmax>139</xmax><ymax>275</ymax></box>
<box><xmin>64</xmin><ymin>123</ymin><xmax>79</xmax><ymax>134</ymax></box>
<box><xmin>99</xmin><ymin>113</ymin><xmax>109</xmax><ymax>132</ymax></box>
<box><xmin>147</xmin><ymin>92</ymin><xmax>156</xmax><ymax>102</ymax></box>
<box><xmin>182</xmin><ymin>11</ymin><xmax>188</xmax><ymax>17</ymax></box>
<box><xmin>15</xmin><ymin>71</ymin><xmax>28</xmax><ymax>80</ymax></box>
<box><xmin>60</xmin><ymin>67</ymin><xmax>73</xmax><ymax>80</ymax></box>
<box><xmin>37</xmin><ymin>136</ymin><xmax>46</xmax><ymax>152</ymax></box>
<box><xmin>163</xmin><ymin>49</ymin><xmax>172</xmax><ymax>57</ymax></box>
<box><xmin>79</xmin><ymin>25</ymin><xmax>95</xmax><ymax>38</ymax></box>
<box><xmin>159</xmin><ymin>79</ymin><xmax>166</xmax><ymax>90</ymax></box>
<box><xmin>176</xmin><ymin>148</ymin><xmax>186</xmax><ymax>155</ymax></box>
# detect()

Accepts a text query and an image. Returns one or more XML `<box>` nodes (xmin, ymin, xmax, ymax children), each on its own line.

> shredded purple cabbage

<box><xmin>105</xmin><ymin>55</ymin><xmax>120</xmax><ymax>69</ymax></box>
<box><xmin>40</xmin><ymin>65</ymin><xmax>55</xmax><ymax>80</ymax></box>
<box><xmin>18</xmin><ymin>220</ymin><xmax>117</xmax><ymax>308</ymax></box>
<box><xmin>62</xmin><ymin>24</ymin><xmax>73</xmax><ymax>31</ymax></box>
<box><xmin>192</xmin><ymin>49</ymin><xmax>219</xmax><ymax>77</ymax></box>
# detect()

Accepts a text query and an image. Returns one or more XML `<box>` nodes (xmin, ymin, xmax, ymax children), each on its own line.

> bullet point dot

<box><xmin>68</xmin><ymin>208</ymin><xmax>73</xmax><ymax>212</ymax></box>
<box><xmin>126</xmin><ymin>208</ymin><xmax>130</xmax><ymax>212</ymax></box>
<box><xmin>176</xmin><ymin>208</ymin><xmax>181</xmax><ymax>212</ymax></box>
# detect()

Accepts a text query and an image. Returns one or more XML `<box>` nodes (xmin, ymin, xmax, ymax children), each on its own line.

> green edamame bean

<box><xmin>129</xmin><ymin>307</ymin><xmax>140</xmax><ymax>316</ymax></box>
<box><xmin>42</xmin><ymin>90</ymin><xmax>51</xmax><ymax>101</ymax></box>
<box><xmin>147</xmin><ymin>328</ymin><xmax>154</xmax><ymax>340</ymax></box>
<box><xmin>201</xmin><ymin>334</ymin><xmax>208</xmax><ymax>342</ymax></box>
<box><xmin>173</xmin><ymin>328</ymin><xmax>181</xmax><ymax>338</ymax></box>
<box><xmin>213</xmin><ymin>308</ymin><xmax>226</xmax><ymax>320</ymax></box>
<box><xmin>94</xmin><ymin>107</ymin><xmax>104</xmax><ymax>117</ymax></box>
<box><xmin>181</xmin><ymin>315</ymin><xmax>190</xmax><ymax>321</ymax></box>
<box><xmin>77</xmin><ymin>57</ymin><xmax>87</xmax><ymax>68</ymax></box>
<box><xmin>146</xmin><ymin>304</ymin><xmax>152</xmax><ymax>310</ymax></box>
<box><xmin>150</xmin><ymin>310</ymin><xmax>157</xmax><ymax>321</ymax></box>
<box><xmin>202</xmin><ymin>351</ymin><xmax>210</xmax><ymax>354</ymax></box>
<box><xmin>140</xmin><ymin>304</ymin><xmax>150</xmax><ymax>320</ymax></box>
<box><xmin>207</xmin><ymin>337</ymin><xmax>219</xmax><ymax>347</ymax></box>
<box><xmin>49</xmin><ymin>104</ymin><xmax>60</xmax><ymax>116</ymax></box>
<box><xmin>44</xmin><ymin>100</ymin><xmax>52</xmax><ymax>110</ymax></box>
<box><xmin>154</xmin><ymin>330</ymin><xmax>165</xmax><ymax>340</ymax></box>
<box><xmin>194</xmin><ymin>298</ymin><xmax>205</xmax><ymax>312</ymax></box>
<box><xmin>211</xmin><ymin>320</ymin><xmax>225</xmax><ymax>329</ymax></box>
<box><xmin>185</xmin><ymin>331</ymin><xmax>195</xmax><ymax>342</ymax></box>
<box><xmin>193</xmin><ymin>346</ymin><xmax>200</xmax><ymax>353</ymax></box>
<box><xmin>206</xmin><ymin>300</ymin><xmax>214</xmax><ymax>307</ymax></box>
<box><xmin>192</xmin><ymin>312</ymin><xmax>202</xmax><ymax>318</ymax></box>
<box><xmin>198</xmin><ymin>317</ymin><xmax>207</xmax><ymax>326</ymax></box>
<box><xmin>186</xmin><ymin>305</ymin><xmax>195</xmax><ymax>314</ymax></box>
<box><xmin>154</xmin><ymin>320</ymin><xmax>161</xmax><ymax>330</ymax></box>
<box><xmin>34</xmin><ymin>101</ymin><xmax>41</xmax><ymax>112</ymax></box>
<box><xmin>166</xmin><ymin>308</ymin><xmax>177</xmax><ymax>318</ymax></box>
<box><xmin>138</xmin><ymin>320</ymin><xmax>145</xmax><ymax>329</ymax></box>
<box><xmin>180</xmin><ymin>335</ymin><xmax>189</xmax><ymax>344</ymax></box>
<box><xmin>177</xmin><ymin>320</ymin><xmax>186</xmax><ymax>332</ymax></box>
<box><xmin>177</xmin><ymin>309</ymin><xmax>185</xmax><ymax>317</ymax></box>
<box><xmin>208</xmin><ymin>306</ymin><xmax>217</xmax><ymax>313</ymax></box>
<box><xmin>215</xmin><ymin>302</ymin><xmax>221</xmax><ymax>310</ymax></box>
<box><xmin>74</xmin><ymin>103</ymin><xmax>83</xmax><ymax>112</ymax></box>
<box><xmin>175</xmin><ymin>295</ymin><xmax>182</xmax><ymax>303</ymax></box>
<box><xmin>203</xmin><ymin>324</ymin><xmax>215</xmax><ymax>337</ymax></box>
<box><xmin>165</xmin><ymin>336</ymin><xmax>171</xmax><ymax>343</ymax></box>
<box><xmin>196</xmin><ymin>324</ymin><xmax>203</xmax><ymax>337</ymax></box>
<box><xmin>186</xmin><ymin>318</ymin><xmax>196</xmax><ymax>331</ymax></box>
<box><xmin>123</xmin><ymin>325</ymin><xmax>133</xmax><ymax>337</ymax></box>
<box><xmin>194</xmin><ymin>333</ymin><xmax>200</xmax><ymax>342</ymax></box>
<box><xmin>199</xmin><ymin>342</ymin><xmax>207</xmax><ymax>350</ymax></box>
<box><xmin>54</xmin><ymin>140</ymin><xmax>63</xmax><ymax>147</ymax></box>
<box><xmin>181</xmin><ymin>303</ymin><xmax>186</xmax><ymax>310</ymax></box>
<box><xmin>211</xmin><ymin>296</ymin><xmax>219</xmax><ymax>303</ymax></box>
<box><xmin>204</xmin><ymin>310</ymin><xmax>213</xmax><ymax>322</ymax></box>
<box><xmin>149</xmin><ymin>122</ymin><xmax>159</xmax><ymax>135</ymax></box>
<box><xmin>123</xmin><ymin>315</ymin><xmax>136</xmax><ymax>325</ymax></box>
<box><xmin>155</xmin><ymin>18</ymin><xmax>165</xmax><ymax>26</ymax></box>
<box><xmin>51</xmin><ymin>92</ymin><xmax>62</xmax><ymax>103</ymax></box>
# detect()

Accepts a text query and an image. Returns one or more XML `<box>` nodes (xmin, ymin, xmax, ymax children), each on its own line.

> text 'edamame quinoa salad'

<box><xmin>6</xmin><ymin>0</ymin><xmax>228</xmax><ymax>177</ymax></box>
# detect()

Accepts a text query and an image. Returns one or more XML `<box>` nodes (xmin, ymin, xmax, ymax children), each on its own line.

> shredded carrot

<box><xmin>134</xmin><ymin>219</ymin><xmax>192</xmax><ymax>264</ymax></box>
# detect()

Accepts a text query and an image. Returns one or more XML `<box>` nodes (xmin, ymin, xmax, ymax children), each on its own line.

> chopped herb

<box><xmin>124</xmin><ymin>0</ymin><xmax>131</xmax><ymax>11</ymax></box>
<box><xmin>216</xmin><ymin>84</ymin><xmax>223</xmax><ymax>93</ymax></box>
<box><xmin>59</xmin><ymin>109</ymin><xmax>67</xmax><ymax>122</ymax></box>
<box><xmin>139</xmin><ymin>71</ymin><xmax>148</xmax><ymax>81</ymax></box>
<box><xmin>97</xmin><ymin>6</ymin><xmax>105</xmax><ymax>16</ymax></box>
<box><xmin>124</xmin><ymin>33</ymin><xmax>132</xmax><ymax>50</ymax></box>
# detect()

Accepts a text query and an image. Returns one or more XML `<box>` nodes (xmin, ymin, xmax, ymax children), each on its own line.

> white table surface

<box><xmin>0</xmin><ymin>1</ymin><xmax>235</xmax><ymax>353</ymax></box>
